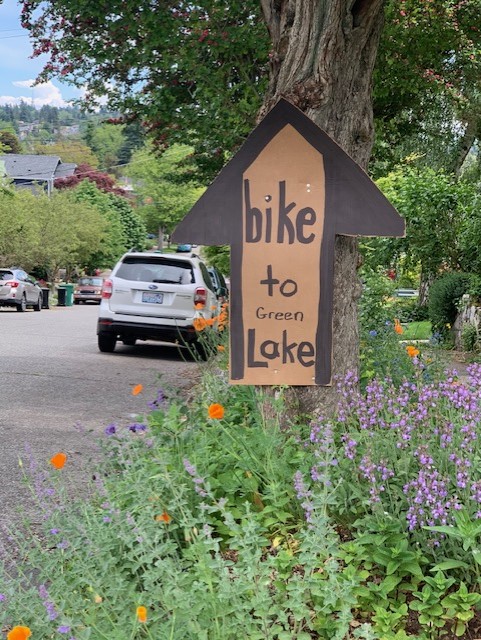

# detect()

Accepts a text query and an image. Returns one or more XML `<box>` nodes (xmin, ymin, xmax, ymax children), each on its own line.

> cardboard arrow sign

<box><xmin>172</xmin><ymin>99</ymin><xmax>405</xmax><ymax>385</ymax></box>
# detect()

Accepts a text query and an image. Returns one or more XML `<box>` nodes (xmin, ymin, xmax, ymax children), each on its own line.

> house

<box><xmin>0</xmin><ymin>154</ymin><xmax>77</xmax><ymax>195</ymax></box>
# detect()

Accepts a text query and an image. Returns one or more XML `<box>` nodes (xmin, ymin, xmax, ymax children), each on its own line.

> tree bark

<box><xmin>259</xmin><ymin>0</ymin><xmax>384</xmax><ymax>416</ymax></box>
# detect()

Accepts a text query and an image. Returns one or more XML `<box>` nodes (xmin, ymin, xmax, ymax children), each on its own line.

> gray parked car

<box><xmin>0</xmin><ymin>267</ymin><xmax>43</xmax><ymax>312</ymax></box>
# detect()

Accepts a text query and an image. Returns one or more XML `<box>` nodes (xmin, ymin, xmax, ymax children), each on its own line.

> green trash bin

<box><xmin>64</xmin><ymin>283</ymin><xmax>75</xmax><ymax>306</ymax></box>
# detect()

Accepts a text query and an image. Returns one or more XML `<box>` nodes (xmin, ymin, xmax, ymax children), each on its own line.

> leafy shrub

<box><xmin>359</xmin><ymin>267</ymin><xmax>396</xmax><ymax>332</ymax></box>
<box><xmin>461</xmin><ymin>323</ymin><xmax>481</xmax><ymax>353</ymax></box>
<box><xmin>428</xmin><ymin>271</ymin><xmax>470</xmax><ymax>337</ymax></box>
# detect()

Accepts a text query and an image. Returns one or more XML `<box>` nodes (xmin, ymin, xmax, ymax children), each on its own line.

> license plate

<box><xmin>142</xmin><ymin>291</ymin><xmax>164</xmax><ymax>304</ymax></box>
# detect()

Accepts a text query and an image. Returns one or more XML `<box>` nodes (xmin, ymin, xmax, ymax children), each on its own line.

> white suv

<box><xmin>97</xmin><ymin>251</ymin><xmax>219</xmax><ymax>354</ymax></box>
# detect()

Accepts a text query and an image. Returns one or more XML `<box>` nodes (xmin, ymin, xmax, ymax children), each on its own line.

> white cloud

<box><xmin>0</xmin><ymin>80</ymin><xmax>71</xmax><ymax>108</ymax></box>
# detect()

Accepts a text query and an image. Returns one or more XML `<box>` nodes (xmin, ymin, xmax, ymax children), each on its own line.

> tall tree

<box><xmin>126</xmin><ymin>144</ymin><xmax>205</xmax><ymax>242</ymax></box>
<box><xmin>34</xmin><ymin>140</ymin><xmax>99</xmax><ymax>167</ymax></box>
<box><xmin>0</xmin><ymin>131</ymin><xmax>22</xmax><ymax>154</ymax></box>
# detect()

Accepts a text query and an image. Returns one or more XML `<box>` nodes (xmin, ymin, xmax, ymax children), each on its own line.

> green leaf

<box><xmin>431</xmin><ymin>560</ymin><xmax>469</xmax><ymax>571</ymax></box>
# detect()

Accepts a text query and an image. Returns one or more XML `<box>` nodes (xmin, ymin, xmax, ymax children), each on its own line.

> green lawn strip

<box><xmin>400</xmin><ymin>320</ymin><xmax>431</xmax><ymax>341</ymax></box>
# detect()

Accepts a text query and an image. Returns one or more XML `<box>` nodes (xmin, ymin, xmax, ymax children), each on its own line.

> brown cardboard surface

<box><xmin>233</xmin><ymin>125</ymin><xmax>325</xmax><ymax>385</ymax></box>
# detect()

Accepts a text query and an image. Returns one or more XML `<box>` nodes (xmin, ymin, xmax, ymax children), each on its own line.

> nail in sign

<box><xmin>172</xmin><ymin>99</ymin><xmax>405</xmax><ymax>385</ymax></box>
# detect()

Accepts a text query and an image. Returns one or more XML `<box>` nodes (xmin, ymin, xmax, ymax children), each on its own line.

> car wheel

<box><xmin>98</xmin><ymin>333</ymin><xmax>117</xmax><ymax>353</ymax></box>
<box><xmin>74</xmin><ymin>300</ymin><xmax>80</xmax><ymax>305</ymax></box>
<box><xmin>16</xmin><ymin>295</ymin><xmax>27</xmax><ymax>312</ymax></box>
<box><xmin>33</xmin><ymin>294</ymin><xmax>42</xmax><ymax>312</ymax></box>
<box><xmin>122</xmin><ymin>337</ymin><xmax>137</xmax><ymax>346</ymax></box>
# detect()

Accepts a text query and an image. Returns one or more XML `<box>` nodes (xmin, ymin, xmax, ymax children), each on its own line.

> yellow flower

<box><xmin>7</xmin><ymin>627</ymin><xmax>32</xmax><ymax>640</ymax></box>
<box><xmin>136</xmin><ymin>605</ymin><xmax>148</xmax><ymax>623</ymax></box>
<box><xmin>208</xmin><ymin>403</ymin><xmax>225</xmax><ymax>420</ymax></box>
<box><xmin>94</xmin><ymin>594</ymin><xmax>103</xmax><ymax>603</ymax></box>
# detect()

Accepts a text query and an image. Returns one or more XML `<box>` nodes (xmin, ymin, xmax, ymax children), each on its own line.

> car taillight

<box><xmin>101</xmin><ymin>279</ymin><xmax>113</xmax><ymax>299</ymax></box>
<box><xmin>194</xmin><ymin>287</ymin><xmax>207</xmax><ymax>306</ymax></box>
<box><xmin>4</xmin><ymin>281</ymin><xmax>19</xmax><ymax>288</ymax></box>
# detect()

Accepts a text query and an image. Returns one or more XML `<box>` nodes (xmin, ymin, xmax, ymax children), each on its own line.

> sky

<box><xmin>0</xmin><ymin>0</ymin><xmax>80</xmax><ymax>108</ymax></box>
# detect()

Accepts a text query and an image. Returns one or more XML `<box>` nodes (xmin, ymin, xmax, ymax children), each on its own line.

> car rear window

<box><xmin>116</xmin><ymin>257</ymin><xmax>194</xmax><ymax>284</ymax></box>
<box><xmin>78</xmin><ymin>277</ymin><xmax>103</xmax><ymax>286</ymax></box>
<box><xmin>0</xmin><ymin>271</ymin><xmax>14</xmax><ymax>280</ymax></box>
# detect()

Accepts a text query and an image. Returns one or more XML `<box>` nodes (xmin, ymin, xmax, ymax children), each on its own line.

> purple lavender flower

<box><xmin>128</xmin><ymin>422</ymin><xmax>147</xmax><ymax>433</ymax></box>
<box><xmin>148</xmin><ymin>388</ymin><xmax>168</xmax><ymax>410</ymax></box>
<box><xmin>0</xmin><ymin>593</ymin><xmax>5</xmax><ymax>602</ymax></box>
<box><xmin>294</xmin><ymin>471</ymin><xmax>315</xmax><ymax>523</ymax></box>
<box><xmin>104</xmin><ymin>423</ymin><xmax>117</xmax><ymax>436</ymax></box>
<box><xmin>183</xmin><ymin>458</ymin><xmax>208</xmax><ymax>497</ymax></box>
<box><xmin>57</xmin><ymin>626</ymin><xmax>71</xmax><ymax>634</ymax></box>
<box><xmin>39</xmin><ymin>584</ymin><xmax>59</xmax><ymax>621</ymax></box>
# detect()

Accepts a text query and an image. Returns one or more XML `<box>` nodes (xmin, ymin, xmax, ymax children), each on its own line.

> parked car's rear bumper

<box><xmin>97</xmin><ymin>318</ymin><xmax>198</xmax><ymax>344</ymax></box>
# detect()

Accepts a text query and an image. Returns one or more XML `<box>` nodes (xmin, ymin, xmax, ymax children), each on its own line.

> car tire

<box><xmin>33</xmin><ymin>294</ymin><xmax>42</xmax><ymax>312</ymax></box>
<box><xmin>16</xmin><ymin>295</ymin><xmax>27</xmax><ymax>312</ymax></box>
<box><xmin>74</xmin><ymin>300</ymin><xmax>80</xmax><ymax>305</ymax></box>
<box><xmin>122</xmin><ymin>337</ymin><xmax>137</xmax><ymax>346</ymax></box>
<box><xmin>98</xmin><ymin>333</ymin><xmax>117</xmax><ymax>353</ymax></box>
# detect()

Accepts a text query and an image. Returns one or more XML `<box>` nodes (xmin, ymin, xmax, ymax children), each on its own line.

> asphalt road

<box><xmin>0</xmin><ymin>303</ymin><xmax>199</xmax><ymax>525</ymax></box>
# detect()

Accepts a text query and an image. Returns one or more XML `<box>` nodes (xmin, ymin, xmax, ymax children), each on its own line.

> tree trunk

<box><xmin>259</xmin><ymin>0</ymin><xmax>384</xmax><ymax>416</ymax></box>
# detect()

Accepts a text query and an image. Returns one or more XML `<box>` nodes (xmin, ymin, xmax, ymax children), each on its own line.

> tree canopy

<box><xmin>20</xmin><ymin>0</ymin><xmax>481</xmax><ymax>181</ymax></box>
<box><xmin>125</xmin><ymin>144</ymin><xmax>205</xmax><ymax>237</ymax></box>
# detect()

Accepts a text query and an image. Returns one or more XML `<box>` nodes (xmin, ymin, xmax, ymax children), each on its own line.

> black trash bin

<box><xmin>41</xmin><ymin>287</ymin><xmax>50</xmax><ymax>309</ymax></box>
<box><xmin>57</xmin><ymin>286</ymin><xmax>67</xmax><ymax>307</ymax></box>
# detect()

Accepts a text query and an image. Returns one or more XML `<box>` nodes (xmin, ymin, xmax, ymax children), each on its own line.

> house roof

<box><xmin>0</xmin><ymin>154</ymin><xmax>77</xmax><ymax>182</ymax></box>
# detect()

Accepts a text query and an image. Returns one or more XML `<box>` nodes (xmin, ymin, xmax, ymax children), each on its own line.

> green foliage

<box><xmin>71</xmin><ymin>181</ymin><xmax>147</xmax><ymax>270</ymax></box>
<box><xmin>0</xmin><ymin>374</ymin><xmax>366</xmax><ymax>639</ymax></box>
<box><xmin>34</xmin><ymin>139</ymin><xmax>100</xmax><ymax>168</ymax></box>
<box><xmin>108</xmin><ymin>194</ymin><xmax>147</xmax><ymax>252</ymax></box>
<box><xmin>373</xmin><ymin>0</ymin><xmax>481</xmax><ymax>177</ymax></box>
<box><xmin>126</xmin><ymin>144</ymin><xmax>205</xmax><ymax>236</ymax></box>
<box><xmin>461</xmin><ymin>324</ymin><xmax>481</xmax><ymax>353</ymax></box>
<box><xmin>6</xmin><ymin>325</ymin><xmax>481</xmax><ymax>636</ymax></box>
<box><xmin>203</xmin><ymin>245</ymin><xmax>230</xmax><ymax>275</ymax></box>
<box><xmin>0</xmin><ymin>131</ymin><xmax>22</xmax><ymax>154</ymax></box>
<box><xmin>428</xmin><ymin>271</ymin><xmax>470</xmax><ymax>337</ymax></box>
<box><xmin>22</xmin><ymin>0</ymin><xmax>269</xmax><ymax>181</ymax></box>
<box><xmin>72</xmin><ymin>181</ymin><xmax>126</xmax><ymax>269</ymax></box>
<box><xmin>375</xmin><ymin>165</ymin><xmax>480</xmax><ymax>279</ymax></box>
<box><xmin>0</xmin><ymin>189</ymin><xmax>106</xmax><ymax>280</ymax></box>
<box><xmin>83</xmin><ymin>121</ymin><xmax>125</xmax><ymax>169</ymax></box>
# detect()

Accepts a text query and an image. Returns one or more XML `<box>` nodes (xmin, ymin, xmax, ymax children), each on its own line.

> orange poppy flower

<box><xmin>7</xmin><ymin>627</ymin><xmax>32</xmax><ymax>640</ymax></box>
<box><xmin>132</xmin><ymin>384</ymin><xmax>143</xmax><ymax>396</ymax></box>
<box><xmin>136</xmin><ymin>605</ymin><xmax>147</xmax><ymax>623</ymax></box>
<box><xmin>406</xmin><ymin>345</ymin><xmax>420</xmax><ymax>358</ymax></box>
<box><xmin>193</xmin><ymin>317</ymin><xmax>208</xmax><ymax>331</ymax></box>
<box><xmin>217</xmin><ymin>345</ymin><xmax>225</xmax><ymax>352</ymax></box>
<box><xmin>195</xmin><ymin>303</ymin><xmax>205</xmax><ymax>310</ymax></box>
<box><xmin>50</xmin><ymin>452</ymin><xmax>67</xmax><ymax>469</ymax></box>
<box><xmin>208</xmin><ymin>403</ymin><xmax>225</xmax><ymax>420</ymax></box>
<box><xmin>155</xmin><ymin>511</ymin><xmax>172</xmax><ymax>523</ymax></box>
<box><xmin>394</xmin><ymin>319</ymin><xmax>403</xmax><ymax>335</ymax></box>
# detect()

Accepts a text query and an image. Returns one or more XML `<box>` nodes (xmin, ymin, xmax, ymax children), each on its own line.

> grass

<box><xmin>400</xmin><ymin>320</ymin><xmax>431</xmax><ymax>340</ymax></box>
